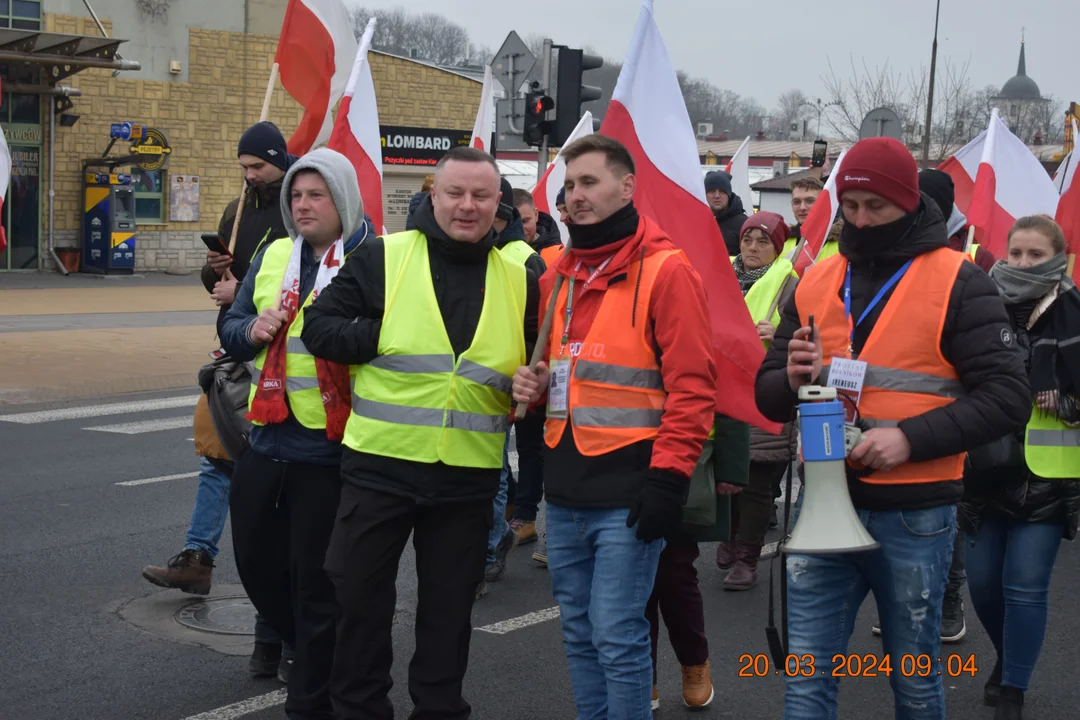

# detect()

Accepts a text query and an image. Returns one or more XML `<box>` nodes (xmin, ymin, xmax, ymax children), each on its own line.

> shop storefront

<box><xmin>380</xmin><ymin>125</ymin><xmax>471</xmax><ymax>232</ymax></box>
<box><xmin>0</xmin><ymin>78</ymin><xmax>42</xmax><ymax>271</ymax></box>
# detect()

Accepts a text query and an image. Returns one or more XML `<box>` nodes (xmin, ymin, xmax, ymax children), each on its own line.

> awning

<box><xmin>0</xmin><ymin>28</ymin><xmax>139</xmax><ymax>84</ymax></box>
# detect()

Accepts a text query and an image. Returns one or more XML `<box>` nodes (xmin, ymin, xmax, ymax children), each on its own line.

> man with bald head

<box><xmin>302</xmin><ymin>146</ymin><xmax>540</xmax><ymax>719</ymax></box>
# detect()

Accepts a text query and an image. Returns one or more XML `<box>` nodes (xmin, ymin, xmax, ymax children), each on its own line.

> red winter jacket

<box><xmin>538</xmin><ymin>215</ymin><xmax>717</xmax><ymax>508</ymax></box>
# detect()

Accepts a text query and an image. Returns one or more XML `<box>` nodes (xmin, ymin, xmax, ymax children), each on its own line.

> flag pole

<box><xmin>514</xmin><ymin>240</ymin><xmax>571</xmax><ymax>420</ymax></box>
<box><xmin>962</xmin><ymin>224</ymin><xmax>976</xmax><ymax>253</ymax></box>
<box><xmin>227</xmin><ymin>62</ymin><xmax>280</xmax><ymax>258</ymax></box>
<box><xmin>766</xmin><ymin>239</ymin><xmax>806</xmax><ymax>321</ymax></box>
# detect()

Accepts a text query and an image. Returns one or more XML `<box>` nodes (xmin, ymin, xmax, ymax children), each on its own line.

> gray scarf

<box><xmin>989</xmin><ymin>254</ymin><xmax>1073</xmax><ymax>304</ymax></box>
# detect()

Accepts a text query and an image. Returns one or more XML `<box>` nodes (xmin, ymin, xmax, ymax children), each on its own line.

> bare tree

<box><xmin>775</xmin><ymin>89</ymin><xmax>814</xmax><ymax>131</ymax></box>
<box><xmin>347</xmin><ymin>5</ymin><xmax>473</xmax><ymax>66</ymax></box>
<box><xmin>821</xmin><ymin>56</ymin><xmax>909</xmax><ymax>141</ymax></box>
<box><xmin>903</xmin><ymin>57</ymin><xmax>984</xmax><ymax>159</ymax></box>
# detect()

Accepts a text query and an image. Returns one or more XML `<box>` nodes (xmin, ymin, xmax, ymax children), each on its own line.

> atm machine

<box><xmin>81</xmin><ymin>170</ymin><xmax>136</xmax><ymax>274</ymax></box>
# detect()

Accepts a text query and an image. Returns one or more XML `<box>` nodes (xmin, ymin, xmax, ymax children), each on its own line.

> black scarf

<box><xmin>566</xmin><ymin>202</ymin><xmax>640</xmax><ymax>250</ymax></box>
<box><xmin>838</xmin><ymin>208</ymin><xmax>921</xmax><ymax>265</ymax></box>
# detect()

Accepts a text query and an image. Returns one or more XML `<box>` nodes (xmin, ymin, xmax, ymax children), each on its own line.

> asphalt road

<box><xmin>1</xmin><ymin>388</ymin><xmax>1078</xmax><ymax>720</ymax></box>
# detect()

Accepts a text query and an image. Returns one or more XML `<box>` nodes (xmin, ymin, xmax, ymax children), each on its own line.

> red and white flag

<box><xmin>937</xmin><ymin>129</ymin><xmax>986</xmax><ymax>214</ymax></box>
<box><xmin>790</xmin><ymin>148</ymin><xmax>848</xmax><ymax>276</ymax></box>
<box><xmin>275</xmin><ymin>0</ymin><xmax>357</xmax><ymax>156</ymax></box>
<box><xmin>470</xmin><ymin>66</ymin><xmax>496</xmax><ymax>152</ymax></box>
<box><xmin>724</xmin><ymin>136</ymin><xmax>753</xmax><ymax>211</ymax></box>
<box><xmin>0</xmin><ymin>126</ymin><xmax>8</xmax><ymax>254</ymax></box>
<box><xmin>966</xmin><ymin>108</ymin><xmax>1060</xmax><ymax>258</ymax></box>
<box><xmin>601</xmin><ymin>0</ymin><xmax>779</xmax><ymax>432</ymax></box>
<box><xmin>533</xmin><ymin>111</ymin><xmax>595</xmax><ymax>243</ymax></box>
<box><xmin>1054</xmin><ymin>118</ymin><xmax>1080</xmax><ymax>282</ymax></box>
<box><xmin>328</xmin><ymin>18</ymin><xmax>384</xmax><ymax>233</ymax></box>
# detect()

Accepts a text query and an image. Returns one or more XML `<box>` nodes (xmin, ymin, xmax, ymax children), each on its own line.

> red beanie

<box><xmin>740</xmin><ymin>211</ymin><xmax>790</xmax><ymax>256</ymax></box>
<box><xmin>835</xmin><ymin>137</ymin><xmax>920</xmax><ymax>213</ymax></box>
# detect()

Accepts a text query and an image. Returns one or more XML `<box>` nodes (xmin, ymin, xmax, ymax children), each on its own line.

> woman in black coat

<box><xmin>959</xmin><ymin>215</ymin><xmax>1080</xmax><ymax>720</ymax></box>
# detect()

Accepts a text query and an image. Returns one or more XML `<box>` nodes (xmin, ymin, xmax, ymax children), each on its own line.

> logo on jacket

<box><xmin>843</xmin><ymin>175</ymin><xmax>871</xmax><ymax>183</ymax></box>
<box><xmin>1000</xmin><ymin>328</ymin><xmax>1013</xmax><ymax>346</ymax></box>
<box><xmin>262</xmin><ymin>379</ymin><xmax>283</xmax><ymax>390</ymax></box>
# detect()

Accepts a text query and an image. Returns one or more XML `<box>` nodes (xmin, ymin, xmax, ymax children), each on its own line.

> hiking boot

<box><xmin>532</xmin><ymin>531</ymin><xmax>548</xmax><ymax>567</ymax></box>
<box><xmin>723</xmin><ymin>544</ymin><xmax>762</xmax><ymax>591</ymax></box>
<box><xmin>248</xmin><ymin>642</ymin><xmax>282</xmax><ymax>678</ymax></box>
<box><xmin>142</xmin><ymin>549</ymin><xmax>213</xmax><ymax>595</ymax></box>
<box><xmin>715</xmin><ymin>542</ymin><xmax>735</xmax><ymax>570</ymax></box>
<box><xmin>941</xmin><ymin>591</ymin><xmax>966</xmax><ymax>643</ymax></box>
<box><xmin>510</xmin><ymin>518</ymin><xmax>537</xmax><ymax>545</ymax></box>
<box><xmin>681</xmin><ymin>661</ymin><xmax>714</xmax><ymax>709</ymax></box>
<box><xmin>485</xmin><ymin>528</ymin><xmax>519</xmax><ymax>581</ymax></box>
<box><xmin>651</xmin><ymin>685</ymin><xmax>659</xmax><ymax>711</ymax></box>
<box><xmin>277</xmin><ymin>645</ymin><xmax>294</xmax><ymax>684</ymax></box>
<box><xmin>985</xmin><ymin>658</ymin><xmax>1002</xmax><ymax>706</ymax></box>
<box><xmin>994</xmin><ymin>687</ymin><xmax>1023</xmax><ymax>720</ymax></box>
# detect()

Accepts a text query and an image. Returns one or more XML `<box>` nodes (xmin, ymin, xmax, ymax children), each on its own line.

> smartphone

<box><xmin>807</xmin><ymin>314</ymin><xmax>816</xmax><ymax>341</ymax></box>
<box><xmin>200</xmin><ymin>233</ymin><xmax>232</xmax><ymax>256</ymax></box>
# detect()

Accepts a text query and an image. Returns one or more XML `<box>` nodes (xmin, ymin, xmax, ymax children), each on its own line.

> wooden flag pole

<box><xmin>227</xmin><ymin>63</ymin><xmax>280</xmax><ymax>260</ymax></box>
<box><xmin>764</xmin><ymin>238</ymin><xmax>806</xmax><ymax>323</ymax></box>
<box><xmin>513</xmin><ymin>242</ymin><xmax>571</xmax><ymax>420</ymax></box>
<box><xmin>962</xmin><ymin>224</ymin><xmax>976</xmax><ymax>254</ymax></box>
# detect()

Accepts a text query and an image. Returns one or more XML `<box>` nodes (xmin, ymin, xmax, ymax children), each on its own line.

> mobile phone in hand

<box><xmin>200</xmin><ymin>233</ymin><xmax>232</xmax><ymax>256</ymax></box>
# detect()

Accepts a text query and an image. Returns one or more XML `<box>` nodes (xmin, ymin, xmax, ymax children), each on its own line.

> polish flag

<box><xmin>724</xmin><ymin>136</ymin><xmax>754</xmax><ymax>211</ymax></box>
<box><xmin>533</xmin><ymin>111</ymin><xmax>595</xmax><ymax>243</ymax></box>
<box><xmin>600</xmin><ymin>0</ymin><xmax>779</xmax><ymax>432</ymax></box>
<box><xmin>328</xmin><ymin>18</ymin><xmax>384</xmax><ymax>233</ymax></box>
<box><xmin>937</xmin><ymin>129</ymin><xmax>985</xmax><ymax>214</ymax></box>
<box><xmin>275</xmin><ymin>0</ymin><xmax>357</xmax><ymax>156</ymax></box>
<box><xmin>791</xmin><ymin>148</ymin><xmax>848</xmax><ymax>276</ymax></box>
<box><xmin>1054</xmin><ymin>118</ymin><xmax>1080</xmax><ymax>282</ymax></box>
<box><xmin>470</xmin><ymin>66</ymin><xmax>496</xmax><ymax>152</ymax></box>
<box><xmin>966</xmin><ymin>108</ymin><xmax>1060</xmax><ymax>258</ymax></box>
<box><xmin>0</xmin><ymin>127</ymin><xmax>8</xmax><ymax>254</ymax></box>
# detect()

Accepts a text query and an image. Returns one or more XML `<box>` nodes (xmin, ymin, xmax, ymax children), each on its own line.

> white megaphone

<box><xmin>781</xmin><ymin>386</ymin><xmax>879</xmax><ymax>555</ymax></box>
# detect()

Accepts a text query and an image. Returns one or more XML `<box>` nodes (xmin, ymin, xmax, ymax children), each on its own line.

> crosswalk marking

<box><xmin>476</xmin><ymin>606</ymin><xmax>561</xmax><ymax>634</ymax></box>
<box><xmin>116</xmin><ymin>472</ymin><xmax>199</xmax><ymax>487</ymax></box>
<box><xmin>180</xmin><ymin>690</ymin><xmax>286</xmax><ymax>720</ymax></box>
<box><xmin>0</xmin><ymin>395</ymin><xmax>198</xmax><ymax>424</ymax></box>
<box><xmin>85</xmin><ymin>416</ymin><xmax>193</xmax><ymax>434</ymax></box>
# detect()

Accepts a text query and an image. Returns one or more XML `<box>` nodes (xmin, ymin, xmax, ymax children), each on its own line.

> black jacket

<box><xmin>202</xmin><ymin>180</ymin><xmax>289</xmax><ymax>337</ymax></box>
<box><xmin>715</xmin><ymin>193</ymin><xmax>749</xmax><ymax>256</ymax></box>
<box><xmin>755</xmin><ymin>196</ymin><xmax>1031</xmax><ymax>511</ymax></box>
<box><xmin>532</xmin><ymin>211</ymin><xmax>563</xmax><ymax>252</ymax></box>
<box><xmin>405</xmin><ymin>191</ymin><xmax>427</xmax><ymax>231</ymax></box>
<box><xmin>301</xmin><ymin>198</ymin><xmax>541</xmax><ymax>504</ymax></box>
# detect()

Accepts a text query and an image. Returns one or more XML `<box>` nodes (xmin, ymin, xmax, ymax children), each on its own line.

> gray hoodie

<box><xmin>279</xmin><ymin>147</ymin><xmax>365</xmax><ymax>243</ymax></box>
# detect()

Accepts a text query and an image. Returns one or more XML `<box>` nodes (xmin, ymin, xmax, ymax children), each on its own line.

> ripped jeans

<box><xmin>784</xmin><ymin>504</ymin><xmax>956</xmax><ymax>720</ymax></box>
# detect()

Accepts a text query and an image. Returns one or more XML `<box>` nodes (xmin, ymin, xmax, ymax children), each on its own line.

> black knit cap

<box><xmin>497</xmin><ymin>177</ymin><xmax>515</xmax><ymax>221</ymax></box>
<box><xmin>918</xmin><ymin>169</ymin><xmax>955</xmax><ymax>222</ymax></box>
<box><xmin>237</xmin><ymin>121</ymin><xmax>290</xmax><ymax>172</ymax></box>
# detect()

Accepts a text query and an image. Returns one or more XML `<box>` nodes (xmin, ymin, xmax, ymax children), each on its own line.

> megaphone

<box><xmin>781</xmin><ymin>386</ymin><xmax>879</xmax><ymax>555</ymax></box>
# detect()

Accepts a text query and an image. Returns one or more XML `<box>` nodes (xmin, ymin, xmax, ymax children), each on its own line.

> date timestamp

<box><xmin>738</xmin><ymin>653</ymin><xmax>979</xmax><ymax>678</ymax></box>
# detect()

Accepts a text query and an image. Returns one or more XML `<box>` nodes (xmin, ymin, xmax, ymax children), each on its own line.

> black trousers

<box><xmin>325</xmin><ymin>484</ymin><xmax>492</xmax><ymax>720</ymax></box>
<box><xmin>511</xmin><ymin>411</ymin><xmax>546</xmax><ymax>522</ymax></box>
<box><xmin>733</xmin><ymin>461</ymin><xmax>788</xmax><ymax>545</ymax></box>
<box><xmin>230</xmin><ymin>447</ymin><xmax>341</xmax><ymax>720</ymax></box>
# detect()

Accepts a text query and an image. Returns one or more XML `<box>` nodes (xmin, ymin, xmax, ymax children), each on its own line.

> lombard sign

<box><xmin>380</xmin><ymin>125</ymin><xmax>472</xmax><ymax>166</ymax></box>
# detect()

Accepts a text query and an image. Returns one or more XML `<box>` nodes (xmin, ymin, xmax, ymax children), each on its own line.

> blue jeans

<box><xmin>966</xmin><ymin>516</ymin><xmax>1063</xmax><ymax>691</ymax></box>
<box><xmin>547</xmin><ymin>503</ymin><xmax>664</xmax><ymax>720</ymax></box>
<box><xmin>486</xmin><ymin>431</ymin><xmax>513</xmax><ymax>564</ymax></box>
<box><xmin>184</xmin><ymin>457</ymin><xmax>231</xmax><ymax>559</ymax></box>
<box><xmin>785</xmin><ymin>504</ymin><xmax>956</xmax><ymax>720</ymax></box>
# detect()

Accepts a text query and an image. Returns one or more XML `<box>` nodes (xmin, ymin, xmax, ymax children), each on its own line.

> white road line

<box><xmin>115</xmin><ymin>472</ymin><xmax>199</xmax><ymax>487</ymax></box>
<box><xmin>85</xmin><ymin>416</ymin><xmax>193</xmax><ymax>434</ymax></box>
<box><xmin>476</xmin><ymin>606</ymin><xmax>560</xmax><ymax>635</ymax></box>
<box><xmin>0</xmin><ymin>395</ymin><xmax>198</xmax><ymax>424</ymax></box>
<box><xmin>180</xmin><ymin>690</ymin><xmax>286</xmax><ymax>720</ymax></box>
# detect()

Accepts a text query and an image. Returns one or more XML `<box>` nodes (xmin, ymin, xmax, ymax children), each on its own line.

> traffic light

<box><xmin>523</xmin><ymin>82</ymin><xmax>554</xmax><ymax>147</ymax></box>
<box><xmin>552</xmin><ymin>48</ymin><xmax>603</xmax><ymax>146</ymax></box>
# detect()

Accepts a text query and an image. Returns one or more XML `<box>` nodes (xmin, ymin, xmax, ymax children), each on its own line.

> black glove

<box><xmin>626</xmin><ymin>469</ymin><xmax>689</xmax><ymax>543</ymax></box>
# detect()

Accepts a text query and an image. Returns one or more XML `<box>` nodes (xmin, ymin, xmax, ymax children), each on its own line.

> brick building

<box><xmin>0</xmin><ymin>0</ymin><xmax>482</xmax><ymax>273</ymax></box>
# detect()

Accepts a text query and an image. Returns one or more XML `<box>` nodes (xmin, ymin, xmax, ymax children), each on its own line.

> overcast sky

<box><xmin>346</xmin><ymin>0</ymin><xmax>1073</xmax><ymax>112</ymax></box>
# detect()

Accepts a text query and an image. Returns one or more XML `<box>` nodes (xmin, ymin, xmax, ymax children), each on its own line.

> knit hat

<box><xmin>497</xmin><ymin>177</ymin><xmax>515</xmax><ymax>222</ymax></box>
<box><xmin>835</xmin><ymin>137</ymin><xmax>919</xmax><ymax>213</ymax></box>
<box><xmin>917</xmin><ymin>169</ymin><xmax>955</xmax><ymax>222</ymax></box>
<box><xmin>740</xmin><ymin>211</ymin><xmax>790</xmax><ymax>256</ymax></box>
<box><xmin>704</xmin><ymin>170</ymin><xmax>732</xmax><ymax>195</ymax></box>
<box><xmin>238</xmin><ymin>121</ymin><xmax>290</xmax><ymax>172</ymax></box>
<box><xmin>556</xmin><ymin>186</ymin><xmax>566</xmax><ymax>207</ymax></box>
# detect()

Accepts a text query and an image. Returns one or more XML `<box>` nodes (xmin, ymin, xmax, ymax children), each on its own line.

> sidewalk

<box><xmin>0</xmin><ymin>273</ymin><xmax>224</xmax><ymax>405</ymax></box>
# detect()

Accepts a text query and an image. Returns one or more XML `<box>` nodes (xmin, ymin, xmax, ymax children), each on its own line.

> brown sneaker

<box><xmin>651</xmin><ymin>684</ymin><xmax>659</xmax><ymax>711</ymax></box>
<box><xmin>681</xmin><ymin>661</ymin><xmax>714</xmax><ymax>709</ymax></box>
<box><xmin>510</xmin><ymin>518</ymin><xmax>537</xmax><ymax>545</ymax></box>
<box><xmin>142</xmin><ymin>549</ymin><xmax>213</xmax><ymax>595</ymax></box>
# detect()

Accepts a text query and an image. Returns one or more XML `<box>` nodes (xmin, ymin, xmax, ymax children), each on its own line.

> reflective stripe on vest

<box><xmin>796</xmin><ymin>247</ymin><xmax>968</xmax><ymax>484</ymax></box>
<box><xmin>736</xmin><ymin>255</ymin><xmax>797</xmax><ymax>344</ymax></box>
<box><xmin>544</xmin><ymin>245</ymin><xmax>682</xmax><ymax>456</ymax></box>
<box><xmin>247</xmin><ymin>237</ymin><xmax>331</xmax><ymax>430</ymax></box>
<box><xmin>1024</xmin><ymin>407</ymin><xmax>1080</xmax><ymax>479</ymax></box>
<box><xmin>498</xmin><ymin>239</ymin><xmax>536</xmax><ymax>267</ymax></box>
<box><xmin>344</xmin><ymin>230</ymin><xmax>527</xmax><ymax>469</ymax></box>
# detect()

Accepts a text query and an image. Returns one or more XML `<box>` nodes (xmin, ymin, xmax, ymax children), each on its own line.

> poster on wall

<box><xmin>170</xmin><ymin>175</ymin><xmax>200</xmax><ymax>222</ymax></box>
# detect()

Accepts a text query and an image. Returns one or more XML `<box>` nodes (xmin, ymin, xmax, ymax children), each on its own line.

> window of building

<box><xmin>1</xmin><ymin>0</ymin><xmax>42</xmax><ymax>30</ymax></box>
<box><xmin>131</xmin><ymin>169</ymin><xmax>165</xmax><ymax>223</ymax></box>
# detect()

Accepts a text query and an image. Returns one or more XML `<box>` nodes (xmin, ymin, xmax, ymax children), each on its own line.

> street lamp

<box><xmin>800</xmin><ymin>98</ymin><xmax>839</xmax><ymax>139</ymax></box>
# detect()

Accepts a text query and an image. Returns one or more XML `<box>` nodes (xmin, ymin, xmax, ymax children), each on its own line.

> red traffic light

<box><xmin>531</xmin><ymin>95</ymin><xmax>555</xmax><ymax>115</ymax></box>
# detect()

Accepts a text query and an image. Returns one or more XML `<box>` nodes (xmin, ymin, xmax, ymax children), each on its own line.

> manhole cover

<box><xmin>174</xmin><ymin>595</ymin><xmax>256</xmax><ymax>635</ymax></box>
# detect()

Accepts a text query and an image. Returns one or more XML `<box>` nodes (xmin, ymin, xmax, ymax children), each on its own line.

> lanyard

<box><xmin>843</xmin><ymin>258</ymin><xmax>913</xmax><ymax>357</ymax></box>
<box><xmin>560</xmin><ymin>256</ymin><xmax>614</xmax><ymax>350</ymax></box>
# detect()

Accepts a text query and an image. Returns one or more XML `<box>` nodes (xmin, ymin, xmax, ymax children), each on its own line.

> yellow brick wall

<box><xmin>40</xmin><ymin>14</ymin><xmax>481</xmax><ymax>270</ymax></box>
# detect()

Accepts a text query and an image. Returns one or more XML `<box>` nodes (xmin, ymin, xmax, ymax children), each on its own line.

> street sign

<box><xmin>858</xmin><ymin>107</ymin><xmax>902</xmax><ymax>141</ymax></box>
<box><xmin>110</xmin><ymin>122</ymin><xmax>145</xmax><ymax>141</ymax></box>
<box><xmin>130</xmin><ymin>127</ymin><xmax>172</xmax><ymax>171</ymax></box>
<box><xmin>491</xmin><ymin>31</ymin><xmax>536</xmax><ymax>95</ymax></box>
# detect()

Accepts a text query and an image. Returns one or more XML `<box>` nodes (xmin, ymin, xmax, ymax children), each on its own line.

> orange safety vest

<box><xmin>796</xmin><ymin>247</ymin><xmax>968</xmax><ymax>484</ymax></box>
<box><xmin>539</xmin><ymin>244</ymin><xmax>563</xmax><ymax>269</ymax></box>
<box><xmin>544</xmin><ymin>248</ymin><xmax>683</xmax><ymax>455</ymax></box>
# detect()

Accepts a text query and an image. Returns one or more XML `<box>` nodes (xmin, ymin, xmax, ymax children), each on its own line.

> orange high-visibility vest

<box><xmin>544</xmin><ymin>248</ymin><xmax>683</xmax><ymax>455</ymax></box>
<box><xmin>539</xmin><ymin>244</ymin><xmax>563</xmax><ymax>269</ymax></box>
<box><xmin>796</xmin><ymin>247</ymin><xmax>968</xmax><ymax>484</ymax></box>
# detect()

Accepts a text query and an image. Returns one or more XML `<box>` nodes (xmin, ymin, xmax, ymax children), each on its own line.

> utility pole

<box><xmin>921</xmin><ymin>0</ymin><xmax>942</xmax><ymax>167</ymax></box>
<box><xmin>537</xmin><ymin>38</ymin><xmax>553</xmax><ymax>183</ymax></box>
